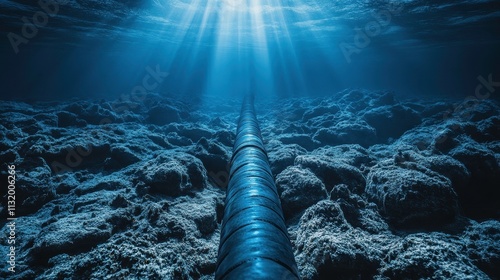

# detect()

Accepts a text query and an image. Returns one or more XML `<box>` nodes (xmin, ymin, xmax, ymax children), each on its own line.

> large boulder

<box><xmin>268</xmin><ymin>143</ymin><xmax>307</xmax><ymax>175</ymax></box>
<box><xmin>138</xmin><ymin>151</ymin><xmax>207</xmax><ymax>196</ymax></box>
<box><xmin>378</xmin><ymin>233</ymin><xmax>490</xmax><ymax>279</ymax></box>
<box><xmin>11</xmin><ymin>157</ymin><xmax>56</xmax><ymax>216</ymax></box>
<box><xmin>295</xmin><ymin>200</ymin><xmax>390</xmax><ymax>279</ymax></box>
<box><xmin>275</xmin><ymin>166</ymin><xmax>328</xmax><ymax>219</ymax></box>
<box><xmin>366</xmin><ymin>165</ymin><xmax>459</xmax><ymax>228</ymax></box>
<box><xmin>295</xmin><ymin>155</ymin><xmax>366</xmax><ymax>194</ymax></box>
<box><xmin>449</xmin><ymin>139</ymin><xmax>499</xmax><ymax>219</ymax></box>
<box><xmin>146</xmin><ymin>104</ymin><xmax>181</xmax><ymax>125</ymax></box>
<box><xmin>330</xmin><ymin>184</ymin><xmax>389</xmax><ymax>234</ymax></box>
<box><xmin>188</xmin><ymin>137</ymin><xmax>231</xmax><ymax>188</ymax></box>
<box><xmin>313</xmin><ymin>119</ymin><xmax>377</xmax><ymax>148</ymax></box>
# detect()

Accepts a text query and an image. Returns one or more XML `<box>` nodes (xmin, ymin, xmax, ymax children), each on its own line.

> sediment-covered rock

<box><xmin>268</xmin><ymin>143</ymin><xmax>307</xmax><ymax>174</ymax></box>
<box><xmin>294</xmin><ymin>200</ymin><xmax>392</xmax><ymax>279</ymax></box>
<box><xmin>276</xmin><ymin>166</ymin><xmax>328</xmax><ymax>219</ymax></box>
<box><xmin>138</xmin><ymin>151</ymin><xmax>207</xmax><ymax>196</ymax></box>
<box><xmin>378</xmin><ymin>233</ymin><xmax>490</xmax><ymax>279</ymax></box>
<box><xmin>295</xmin><ymin>155</ymin><xmax>366</xmax><ymax>193</ymax></box>
<box><xmin>366</xmin><ymin>164</ymin><xmax>459</xmax><ymax>228</ymax></box>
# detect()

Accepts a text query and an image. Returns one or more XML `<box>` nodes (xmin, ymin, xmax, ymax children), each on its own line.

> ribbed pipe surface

<box><xmin>215</xmin><ymin>95</ymin><xmax>300</xmax><ymax>280</ymax></box>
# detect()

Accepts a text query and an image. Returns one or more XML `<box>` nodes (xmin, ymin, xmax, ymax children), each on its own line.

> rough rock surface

<box><xmin>1</xmin><ymin>91</ymin><xmax>499</xmax><ymax>279</ymax></box>
<box><xmin>366</xmin><ymin>164</ymin><xmax>459</xmax><ymax>228</ymax></box>
<box><xmin>294</xmin><ymin>200</ymin><xmax>391</xmax><ymax>279</ymax></box>
<box><xmin>137</xmin><ymin>150</ymin><xmax>207</xmax><ymax>196</ymax></box>
<box><xmin>462</xmin><ymin>220</ymin><xmax>500</xmax><ymax>278</ymax></box>
<box><xmin>378</xmin><ymin>233</ymin><xmax>490</xmax><ymax>279</ymax></box>
<box><xmin>295</xmin><ymin>155</ymin><xmax>366</xmax><ymax>194</ymax></box>
<box><xmin>276</xmin><ymin>166</ymin><xmax>328</xmax><ymax>219</ymax></box>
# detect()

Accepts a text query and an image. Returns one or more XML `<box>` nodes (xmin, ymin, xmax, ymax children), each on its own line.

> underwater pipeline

<box><xmin>215</xmin><ymin>94</ymin><xmax>300</xmax><ymax>279</ymax></box>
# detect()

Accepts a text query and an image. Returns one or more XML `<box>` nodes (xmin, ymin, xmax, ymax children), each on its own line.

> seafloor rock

<box><xmin>64</xmin><ymin>102</ymin><xmax>122</xmax><ymax>125</ymax></box>
<box><xmin>295</xmin><ymin>200</ymin><xmax>351</xmax><ymax>236</ymax></box>
<box><xmin>304</xmin><ymin>111</ymin><xmax>339</xmax><ymax>128</ymax></box>
<box><xmin>294</xmin><ymin>200</ymin><xmax>392</xmax><ymax>279</ymax></box>
<box><xmin>281</xmin><ymin>123</ymin><xmax>311</xmax><ymax>135</ymax></box>
<box><xmin>363</xmin><ymin>104</ymin><xmax>421</xmax><ymax>141</ymax></box>
<box><xmin>104</xmin><ymin>145</ymin><xmax>141</xmax><ymax>170</ymax></box>
<box><xmin>302</xmin><ymin>103</ymin><xmax>340</xmax><ymax>120</ymax></box>
<box><xmin>311</xmin><ymin>144</ymin><xmax>376</xmax><ymax>170</ymax></box>
<box><xmin>13</xmin><ymin>157</ymin><xmax>56</xmax><ymax>216</ymax></box>
<box><xmin>396</xmin><ymin>114</ymin><xmax>500</xmax><ymax>221</ymax></box>
<box><xmin>420</xmin><ymin>101</ymin><xmax>453</xmax><ymax>118</ymax></box>
<box><xmin>0</xmin><ymin>148</ymin><xmax>18</xmax><ymax>165</ymax></box>
<box><xmin>460</xmin><ymin>99</ymin><xmax>500</xmax><ymax>123</ymax></box>
<box><xmin>378</xmin><ymin>233</ymin><xmax>490</xmax><ymax>279</ymax></box>
<box><xmin>313</xmin><ymin>119</ymin><xmax>377</xmax><ymax>148</ymax></box>
<box><xmin>176</xmin><ymin>125</ymin><xmax>213</xmax><ymax>142</ymax></box>
<box><xmin>330</xmin><ymin>184</ymin><xmax>389</xmax><ymax>234</ymax></box>
<box><xmin>213</xmin><ymin>130</ymin><xmax>234</xmax><ymax>147</ymax></box>
<box><xmin>366</xmin><ymin>164</ymin><xmax>459</xmax><ymax>228</ymax></box>
<box><xmin>295</xmin><ymin>155</ymin><xmax>366</xmax><ymax>193</ymax></box>
<box><xmin>43</xmin><ymin>234</ymin><xmax>219</xmax><ymax>280</ymax></box>
<box><xmin>430</xmin><ymin>121</ymin><xmax>467</xmax><ymax>153</ymax></box>
<box><xmin>57</xmin><ymin>111</ymin><xmax>86</xmax><ymax>127</ymax></box>
<box><xmin>277</xmin><ymin>133</ymin><xmax>320</xmax><ymax>151</ymax></box>
<box><xmin>20</xmin><ymin>129</ymin><xmax>113</xmax><ymax>172</ymax></box>
<box><xmin>462</xmin><ymin>220</ymin><xmax>500</xmax><ymax>278</ymax></box>
<box><xmin>1</xmin><ymin>112</ymin><xmax>39</xmax><ymax>130</ymax></box>
<box><xmin>396</xmin><ymin>125</ymin><xmax>440</xmax><ymax>150</ymax></box>
<box><xmin>267</xmin><ymin>143</ymin><xmax>307</xmax><ymax>174</ymax></box>
<box><xmin>207</xmin><ymin>116</ymin><xmax>230</xmax><ymax>129</ymax></box>
<box><xmin>296</xmin><ymin>229</ymin><xmax>391</xmax><ymax>279</ymax></box>
<box><xmin>390</xmin><ymin>149</ymin><xmax>471</xmax><ymax>190</ymax></box>
<box><xmin>151</xmin><ymin>210</ymin><xmax>197</xmax><ymax>241</ymax></box>
<box><xmin>169</xmin><ymin>198</ymin><xmax>218</xmax><ymax>236</ymax></box>
<box><xmin>275</xmin><ymin>166</ymin><xmax>328</xmax><ymax>219</ymax></box>
<box><xmin>138</xmin><ymin>151</ymin><xmax>207</xmax><ymax>196</ymax></box>
<box><xmin>147</xmin><ymin>133</ymin><xmax>173</xmax><ymax>148</ymax></box>
<box><xmin>187</xmin><ymin>137</ymin><xmax>231</xmax><ymax>188</ymax></box>
<box><xmin>34</xmin><ymin>198</ymin><xmax>219</xmax><ymax>279</ymax></box>
<box><xmin>448</xmin><ymin>138</ymin><xmax>499</xmax><ymax>218</ymax></box>
<box><xmin>336</xmin><ymin>89</ymin><xmax>370</xmax><ymax>111</ymax></box>
<box><xmin>31</xmin><ymin>211</ymin><xmax>120</xmax><ymax>264</ymax></box>
<box><xmin>422</xmin><ymin>154</ymin><xmax>471</xmax><ymax>190</ymax></box>
<box><xmin>370</xmin><ymin>91</ymin><xmax>396</xmax><ymax>107</ymax></box>
<box><xmin>146</xmin><ymin>104</ymin><xmax>182</xmax><ymax>125</ymax></box>
<box><xmin>166</xmin><ymin>131</ymin><xmax>193</xmax><ymax>147</ymax></box>
<box><xmin>74</xmin><ymin>176</ymin><xmax>130</xmax><ymax>196</ymax></box>
<box><xmin>271</xmin><ymin>99</ymin><xmax>308</xmax><ymax>121</ymax></box>
<box><xmin>475</xmin><ymin>115</ymin><xmax>500</xmax><ymax>142</ymax></box>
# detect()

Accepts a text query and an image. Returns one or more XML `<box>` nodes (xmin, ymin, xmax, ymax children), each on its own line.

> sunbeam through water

<box><xmin>0</xmin><ymin>1</ymin><xmax>500</xmax><ymax>279</ymax></box>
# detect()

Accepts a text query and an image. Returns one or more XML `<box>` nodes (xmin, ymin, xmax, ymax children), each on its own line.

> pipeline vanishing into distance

<box><xmin>215</xmin><ymin>94</ymin><xmax>300</xmax><ymax>279</ymax></box>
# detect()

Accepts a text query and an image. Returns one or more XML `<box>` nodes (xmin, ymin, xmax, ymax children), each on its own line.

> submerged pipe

<box><xmin>215</xmin><ymin>94</ymin><xmax>300</xmax><ymax>279</ymax></box>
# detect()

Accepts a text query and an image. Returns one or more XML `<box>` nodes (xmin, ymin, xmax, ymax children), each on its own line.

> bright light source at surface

<box><xmin>154</xmin><ymin>0</ymin><xmax>325</xmax><ymax>100</ymax></box>
<box><xmin>220</xmin><ymin>0</ymin><xmax>258</xmax><ymax>12</ymax></box>
<box><xmin>92</xmin><ymin>0</ymin><xmax>370</xmax><ymax>101</ymax></box>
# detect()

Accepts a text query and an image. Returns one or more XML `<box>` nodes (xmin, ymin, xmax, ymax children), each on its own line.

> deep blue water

<box><xmin>1</xmin><ymin>2</ymin><xmax>500</xmax><ymax>279</ymax></box>
<box><xmin>0</xmin><ymin>0</ymin><xmax>499</xmax><ymax>101</ymax></box>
